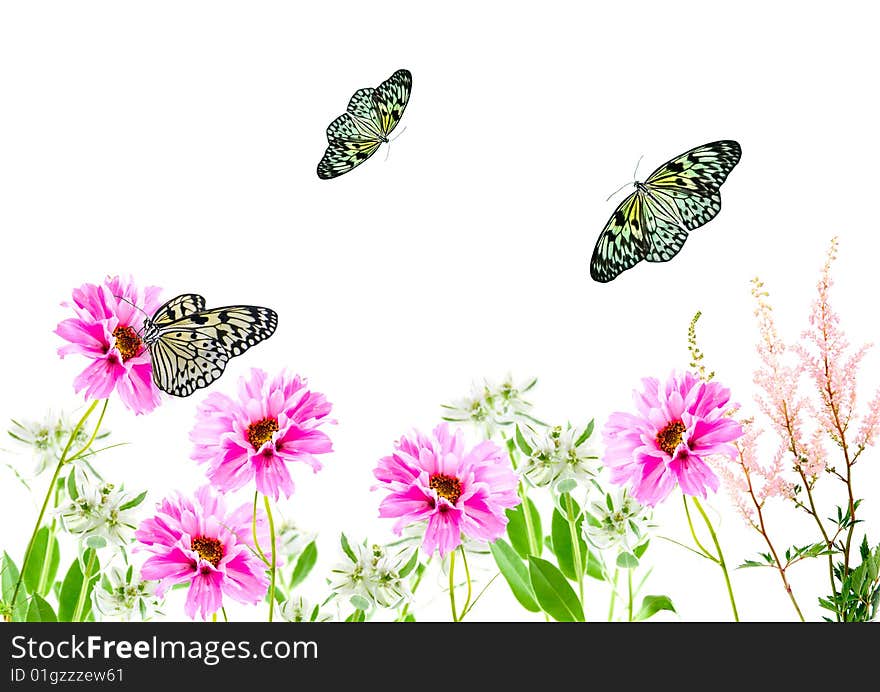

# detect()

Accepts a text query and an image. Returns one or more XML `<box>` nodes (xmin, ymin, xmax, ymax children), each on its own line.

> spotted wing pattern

<box><xmin>590</xmin><ymin>140</ymin><xmax>741</xmax><ymax>282</ymax></box>
<box><xmin>317</xmin><ymin>69</ymin><xmax>412</xmax><ymax>180</ymax></box>
<box><xmin>144</xmin><ymin>295</ymin><xmax>278</xmax><ymax>397</ymax></box>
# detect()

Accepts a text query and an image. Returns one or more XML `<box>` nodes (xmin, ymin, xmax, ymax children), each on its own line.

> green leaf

<box><xmin>515</xmin><ymin>425</ymin><xmax>533</xmax><ymax>456</ymax></box>
<box><xmin>340</xmin><ymin>533</ymin><xmax>357</xmax><ymax>563</ymax></box>
<box><xmin>402</xmin><ymin>613</ymin><xmax>416</xmax><ymax>622</ymax></box>
<box><xmin>23</xmin><ymin>527</ymin><xmax>60</xmax><ymax>597</ymax></box>
<box><xmin>585</xmin><ymin>550</ymin><xmax>605</xmax><ymax>581</ymax></box>
<box><xmin>633</xmin><ymin>540</ymin><xmax>650</xmax><ymax>559</ymax></box>
<box><xmin>528</xmin><ymin>556</ymin><xmax>584</xmax><ymax>622</ymax></box>
<box><xmin>349</xmin><ymin>595</ymin><xmax>371</xmax><ymax>612</ymax></box>
<box><xmin>398</xmin><ymin>549</ymin><xmax>420</xmax><ymax>579</ymax></box>
<box><xmin>66</xmin><ymin>471</ymin><xmax>78</xmax><ymax>500</ymax></box>
<box><xmin>118</xmin><ymin>490</ymin><xmax>148</xmax><ymax>511</ymax></box>
<box><xmin>574</xmin><ymin>419</ymin><xmax>595</xmax><ymax>447</ymax></box>
<box><xmin>489</xmin><ymin>539</ymin><xmax>540</xmax><ymax>612</ymax></box>
<box><xmin>289</xmin><ymin>541</ymin><xmax>318</xmax><ymax>590</ymax></box>
<box><xmin>506</xmin><ymin>498</ymin><xmax>542</xmax><ymax>558</ymax></box>
<box><xmin>345</xmin><ymin>609</ymin><xmax>365</xmax><ymax>622</ymax></box>
<box><xmin>1</xmin><ymin>552</ymin><xmax>27</xmax><ymax>621</ymax></box>
<box><xmin>634</xmin><ymin>595</ymin><xmax>676</xmax><ymax>621</ymax></box>
<box><xmin>58</xmin><ymin>551</ymin><xmax>98</xmax><ymax>622</ymax></box>
<box><xmin>616</xmin><ymin>552</ymin><xmax>639</xmax><ymax>569</ymax></box>
<box><xmin>26</xmin><ymin>593</ymin><xmax>57</xmax><ymax>622</ymax></box>
<box><xmin>550</xmin><ymin>498</ymin><xmax>588</xmax><ymax>581</ymax></box>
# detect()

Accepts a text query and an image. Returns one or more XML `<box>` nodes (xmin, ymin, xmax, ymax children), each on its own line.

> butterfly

<box><xmin>589</xmin><ymin>140</ymin><xmax>742</xmax><ymax>283</ymax></box>
<box><xmin>317</xmin><ymin>68</ymin><xmax>412</xmax><ymax>180</ymax></box>
<box><xmin>140</xmin><ymin>294</ymin><xmax>278</xmax><ymax>397</ymax></box>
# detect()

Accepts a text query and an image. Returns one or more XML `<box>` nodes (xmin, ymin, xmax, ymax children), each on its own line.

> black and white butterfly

<box><xmin>590</xmin><ymin>140</ymin><xmax>742</xmax><ymax>282</ymax></box>
<box><xmin>140</xmin><ymin>294</ymin><xmax>278</xmax><ymax>397</ymax></box>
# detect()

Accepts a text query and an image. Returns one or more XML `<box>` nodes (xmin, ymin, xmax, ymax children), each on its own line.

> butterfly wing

<box><xmin>590</xmin><ymin>192</ymin><xmax>649</xmax><ymax>283</ymax></box>
<box><xmin>373</xmin><ymin>69</ymin><xmax>411</xmax><ymax>137</ymax></box>
<box><xmin>643</xmin><ymin>140</ymin><xmax>741</xmax><ymax>230</ymax></box>
<box><xmin>641</xmin><ymin>197</ymin><xmax>690</xmax><ymax>263</ymax></box>
<box><xmin>150</xmin><ymin>294</ymin><xmax>206</xmax><ymax>325</ymax></box>
<box><xmin>317</xmin><ymin>113</ymin><xmax>383</xmax><ymax>179</ymax></box>
<box><xmin>316</xmin><ymin>69</ymin><xmax>412</xmax><ymax>180</ymax></box>
<box><xmin>147</xmin><ymin>304</ymin><xmax>278</xmax><ymax>397</ymax></box>
<box><xmin>148</xmin><ymin>329</ymin><xmax>231</xmax><ymax>397</ymax></box>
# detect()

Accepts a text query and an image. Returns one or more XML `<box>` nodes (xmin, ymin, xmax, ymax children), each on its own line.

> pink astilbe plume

<box><xmin>715</xmin><ymin>422</ymin><xmax>793</xmax><ymax>527</ymax></box>
<box><xmin>793</xmin><ymin>237</ymin><xmax>875</xmax><ymax>450</ymax></box>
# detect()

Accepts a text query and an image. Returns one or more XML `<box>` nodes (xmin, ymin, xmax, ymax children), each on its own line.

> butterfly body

<box><xmin>317</xmin><ymin>69</ymin><xmax>412</xmax><ymax>180</ymax></box>
<box><xmin>590</xmin><ymin>140</ymin><xmax>741</xmax><ymax>282</ymax></box>
<box><xmin>140</xmin><ymin>294</ymin><xmax>278</xmax><ymax>397</ymax></box>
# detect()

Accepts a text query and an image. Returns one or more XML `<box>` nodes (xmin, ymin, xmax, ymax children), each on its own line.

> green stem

<box><xmin>458</xmin><ymin>547</ymin><xmax>473</xmax><ymax>621</ymax></box>
<box><xmin>608</xmin><ymin>567</ymin><xmax>619</xmax><ymax>622</ymax></box>
<box><xmin>449</xmin><ymin>550</ymin><xmax>458</xmax><ymax>622</ymax></box>
<box><xmin>10</xmin><ymin>400</ymin><xmax>100</xmax><ymax>615</ymax></box>
<box><xmin>397</xmin><ymin>556</ymin><xmax>430</xmax><ymax>622</ymax></box>
<box><xmin>564</xmin><ymin>493</ymin><xmax>585</xmax><ymax>605</ymax></box>
<box><xmin>682</xmin><ymin>495</ymin><xmax>716</xmax><ymax>562</ymax></box>
<box><xmin>72</xmin><ymin>551</ymin><xmax>97</xmax><ymax>622</ymax></box>
<box><xmin>221</xmin><ymin>606</ymin><xmax>228</xmax><ymax>622</ymax></box>
<box><xmin>627</xmin><ymin>569</ymin><xmax>633</xmax><ymax>622</ymax></box>
<box><xmin>691</xmin><ymin>497</ymin><xmax>740</xmax><ymax>621</ymax></box>
<box><xmin>519</xmin><ymin>483</ymin><xmax>539</xmax><ymax>556</ymax></box>
<box><xmin>263</xmin><ymin>495</ymin><xmax>277</xmax><ymax>622</ymax></box>
<box><xmin>251</xmin><ymin>492</ymin><xmax>269</xmax><ymax>566</ymax></box>
<box><xmin>66</xmin><ymin>399</ymin><xmax>109</xmax><ymax>463</ymax></box>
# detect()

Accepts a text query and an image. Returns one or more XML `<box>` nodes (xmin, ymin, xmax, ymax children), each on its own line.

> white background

<box><xmin>2</xmin><ymin>1</ymin><xmax>879</xmax><ymax>622</ymax></box>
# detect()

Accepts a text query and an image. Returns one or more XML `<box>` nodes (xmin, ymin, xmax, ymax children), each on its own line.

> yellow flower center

<box><xmin>247</xmin><ymin>417</ymin><xmax>279</xmax><ymax>451</ymax></box>
<box><xmin>430</xmin><ymin>473</ymin><xmax>462</xmax><ymax>505</ymax></box>
<box><xmin>191</xmin><ymin>536</ymin><xmax>223</xmax><ymax>568</ymax></box>
<box><xmin>112</xmin><ymin>326</ymin><xmax>143</xmax><ymax>362</ymax></box>
<box><xmin>656</xmin><ymin>420</ymin><xmax>686</xmax><ymax>456</ymax></box>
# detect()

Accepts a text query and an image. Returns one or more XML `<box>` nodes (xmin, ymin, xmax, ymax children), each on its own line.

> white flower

<box><xmin>441</xmin><ymin>375</ymin><xmax>538</xmax><ymax>437</ymax></box>
<box><xmin>57</xmin><ymin>468</ymin><xmax>144</xmax><ymax>550</ymax></box>
<box><xmin>329</xmin><ymin>538</ymin><xmax>413</xmax><ymax>610</ymax></box>
<box><xmin>279</xmin><ymin>596</ymin><xmax>331</xmax><ymax>622</ymax></box>
<box><xmin>7</xmin><ymin>410</ymin><xmax>96</xmax><ymax>476</ymax></box>
<box><xmin>275</xmin><ymin>518</ymin><xmax>316</xmax><ymax>561</ymax></box>
<box><xmin>521</xmin><ymin>421</ymin><xmax>600</xmax><ymax>490</ymax></box>
<box><xmin>582</xmin><ymin>488</ymin><xmax>654</xmax><ymax>552</ymax></box>
<box><xmin>92</xmin><ymin>565</ymin><xmax>162</xmax><ymax>621</ymax></box>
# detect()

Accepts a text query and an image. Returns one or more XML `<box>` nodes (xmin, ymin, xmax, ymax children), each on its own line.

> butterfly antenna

<box><xmin>114</xmin><ymin>295</ymin><xmax>152</xmax><ymax>337</ymax></box>
<box><xmin>605</xmin><ymin>181</ymin><xmax>633</xmax><ymax>202</ymax></box>
<box><xmin>384</xmin><ymin>126</ymin><xmax>408</xmax><ymax>162</ymax></box>
<box><xmin>632</xmin><ymin>154</ymin><xmax>645</xmax><ymax>182</ymax></box>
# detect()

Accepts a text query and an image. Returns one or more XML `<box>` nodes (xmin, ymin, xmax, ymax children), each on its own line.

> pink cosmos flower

<box><xmin>190</xmin><ymin>369</ymin><xmax>334</xmax><ymax>501</ymax></box>
<box><xmin>602</xmin><ymin>371</ymin><xmax>744</xmax><ymax>506</ymax></box>
<box><xmin>55</xmin><ymin>275</ymin><xmax>163</xmax><ymax>415</ymax></box>
<box><xmin>373</xmin><ymin>423</ymin><xmax>520</xmax><ymax>557</ymax></box>
<box><xmin>135</xmin><ymin>486</ymin><xmax>270</xmax><ymax>620</ymax></box>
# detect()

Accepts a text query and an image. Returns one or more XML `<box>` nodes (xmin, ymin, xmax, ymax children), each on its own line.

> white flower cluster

<box><xmin>329</xmin><ymin>538</ymin><xmax>414</xmax><ymax>611</ymax></box>
<box><xmin>7</xmin><ymin>410</ymin><xmax>100</xmax><ymax>476</ymax></box>
<box><xmin>57</xmin><ymin>468</ymin><xmax>145</xmax><ymax>550</ymax></box>
<box><xmin>441</xmin><ymin>375</ymin><xmax>538</xmax><ymax>437</ymax></box>
<box><xmin>92</xmin><ymin>565</ymin><xmax>163</xmax><ymax>621</ymax></box>
<box><xmin>581</xmin><ymin>488</ymin><xmax>654</xmax><ymax>553</ymax></box>
<box><xmin>520</xmin><ymin>421</ymin><xmax>600</xmax><ymax>491</ymax></box>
